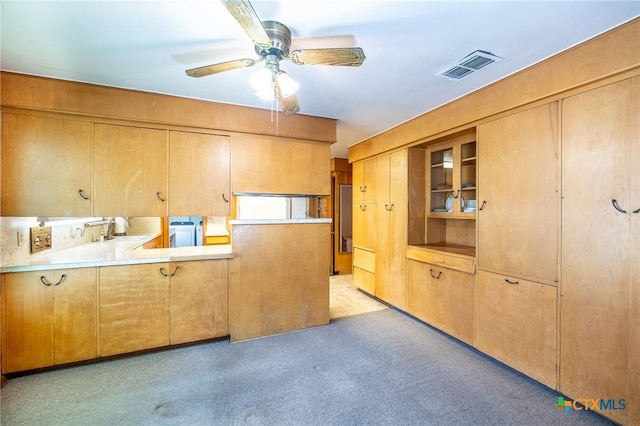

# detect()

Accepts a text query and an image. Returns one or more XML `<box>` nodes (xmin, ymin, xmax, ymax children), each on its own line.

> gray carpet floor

<box><xmin>1</xmin><ymin>309</ymin><xmax>611</xmax><ymax>426</ymax></box>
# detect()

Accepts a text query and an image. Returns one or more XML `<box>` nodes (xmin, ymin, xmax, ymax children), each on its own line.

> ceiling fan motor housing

<box><xmin>255</xmin><ymin>20</ymin><xmax>292</xmax><ymax>58</ymax></box>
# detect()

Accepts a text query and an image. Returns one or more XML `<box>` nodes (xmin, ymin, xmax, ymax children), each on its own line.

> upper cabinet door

<box><xmin>352</xmin><ymin>157</ymin><xmax>376</xmax><ymax>203</ymax></box>
<box><xmin>93</xmin><ymin>124</ymin><xmax>168</xmax><ymax>217</ymax></box>
<box><xmin>231</xmin><ymin>135</ymin><xmax>330</xmax><ymax>195</ymax></box>
<box><xmin>427</xmin><ymin>139</ymin><xmax>476</xmax><ymax>218</ymax></box>
<box><xmin>477</xmin><ymin>103</ymin><xmax>559</xmax><ymax>284</ymax></box>
<box><xmin>1</xmin><ymin>113</ymin><xmax>92</xmax><ymax>216</ymax></box>
<box><xmin>169</xmin><ymin>131</ymin><xmax>230</xmax><ymax>216</ymax></box>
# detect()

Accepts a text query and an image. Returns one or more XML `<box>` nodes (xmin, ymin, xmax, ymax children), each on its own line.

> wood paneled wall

<box><xmin>0</xmin><ymin>72</ymin><xmax>336</xmax><ymax>144</ymax></box>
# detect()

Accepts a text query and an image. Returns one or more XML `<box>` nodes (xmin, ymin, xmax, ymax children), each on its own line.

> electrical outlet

<box><xmin>31</xmin><ymin>226</ymin><xmax>52</xmax><ymax>253</ymax></box>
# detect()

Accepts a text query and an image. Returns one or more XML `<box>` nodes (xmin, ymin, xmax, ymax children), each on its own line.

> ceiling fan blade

<box><xmin>275</xmin><ymin>82</ymin><xmax>300</xmax><ymax>115</ymax></box>
<box><xmin>220</xmin><ymin>0</ymin><xmax>271</xmax><ymax>51</ymax></box>
<box><xmin>288</xmin><ymin>47</ymin><xmax>366</xmax><ymax>66</ymax></box>
<box><xmin>185</xmin><ymin>58</ymin><xmax>256</xmax><ymax>78</ymax></box>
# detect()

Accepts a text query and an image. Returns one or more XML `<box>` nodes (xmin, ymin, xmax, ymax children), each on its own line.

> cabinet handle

<box><xmin>159</xmin><ymin>267</ymin><xmax>179</xmax><ymax>277</ymax></box>
<box><xmin>156</xmin><ymin>192</ymin><xmax>166</xmax><ymax>202</ymax></box>
<box><xmin>222</xmin><ymin>193</ymin><xmax>229</xmax><ymax>203</ymax></box>
<box><xmin>632</xmin><ymin>207</ymin><xmax>640</xmax><ymax>214</ymax></box>
<box><xmin>359</xmin><ymin>205</ymin><xmax>366</xmax><ymax>211</ymax></box>
<box><xmin>359</xmin><ymin>185</ymin><xmax>367</xmax><ymax>193</ymax></box>
<box><xmin>40</xmin><ymin>274</ymin><xmax>66</xmax><ymax>287</ymax></box>
<box><xmin>429</xmin><ymin>269</ymin><xmax>442</xmax><ymax>279</ymax></box>
<box><xmin>451</xmin><ymin>190</ymin><xmax>460</xmax><ymax>199</ymax></box>
<box><xmin>385</xmin><ymin>204</ymin><xmax>394</xmax><ymax>212</ymax></box>
<box><xmin>479</xmin><ymin>201</ymin><xmax>487</xmax><ymax>211</ymax></box>
<box><xmin>78</xmin><ymin>189</ymin><xmax>89</xmax><ymax>200</ymax></box>
<box><xmin>611</xmin><ymin>199</ymin><xmax>627</xmax><ymax>214</ymax></box>
<box><xmin>505</xmin><ymin>279</ymin><xmax>519</xmax><ymax>285</ymax></box>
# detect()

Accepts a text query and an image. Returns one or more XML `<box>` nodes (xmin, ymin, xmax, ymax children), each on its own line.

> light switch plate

<box><xmin>30</xmin><ymin>226</ymin><xmax>52</xmax><ymax>253</ymax></box>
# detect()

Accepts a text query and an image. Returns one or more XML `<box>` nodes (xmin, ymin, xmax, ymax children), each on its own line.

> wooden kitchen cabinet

<box><xmin>99</xmin><ymin>260</ymin><xmax>229</xmax><ymax>356</ymax></box>
<box><xmin>352</xmin><ymin>201</ymin><xmax>376</xmax><ymax>251</ymax></box>
<box><xmin>170</xmin><ymin>260</ymin><xmax>229</xmax><ymax>345</ymax></box>
<box><xmin>231</xmin><ymin>134</ymin><xmax>330</xmax><ymax>195</ymax></box>
<box><xmin>407</xmin><ymin>258</ymin><xmax>474</xmax><ymax>344</ymax></box>
<box><xmin>474</xmin><ymin>270</ymin><xmax>557</xmax><ymax>388</ymax></box>
<box><xmin>351</xmin><ymin>157</ymin><xmax>377</xmax><ymax>293</ymax></box>
<box><xmin>409</xmin><ymin>129</ymin><xmax>477</xmax><ymax>254</ymax></box>
<box><xmin>2</xmin><ymin>268</ymin><xmax>97</xmax><ymax>373</ymax></box>
<box><xmin>1</xmin><ymin>113</ymin><xmax>93</xmax><ymax>216</ymax></box>
<box><xmin>560</xmin><ymin>77</ymin><xmax>639</xmax><ymax>425</ymax></box>
<box><xmin>229</xmin><ymin>222</ymin><xmax>330</xmax><ymax>342</ymax></box>
<box><xmin>352</xmin><ymin>247</ymin><xmax>375</xmax><ymax>295</ymax></box>
<box><xmin>93</xmin><ymin>124</ymin><xmax>168</xmax><ymax>217</ymax></box>
<box><xmin>427</xmin><ymin>137</ymin><xmax>476</xmax><ymax>218</ymax></box>
<box><xmin>352</xmin><ymin>157</ymin><xmax>376</xmax><ymax>203</ymax></box>
<box><xmin>169</xmin><ymin>131</ymin><xmax>231</xmax><ymax>216</ymax></box>
<box><xmin>477</xmin><ymin>103</ymin><xmax>559</xmax><ymax>284</ymax></box>
<box><xmin>99</xmin><ymin>263</ymin><xmax>170</xmax><ymax>356</ymax></box>
<box><xmin>375</xmin><ymin>150</ymin><xmax>408</xmax><ymax>310</ymax></box>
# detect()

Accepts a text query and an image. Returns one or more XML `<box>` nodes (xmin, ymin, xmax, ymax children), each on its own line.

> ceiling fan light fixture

<box><xmin>250</xmin><ymin>67</ymin><xmax>275</xmax><ymax>100</ymax></box>
<box><xmin>275</xmin><ymin>71</ymin><xmax>299</xmax><ymax>98</ymax></box>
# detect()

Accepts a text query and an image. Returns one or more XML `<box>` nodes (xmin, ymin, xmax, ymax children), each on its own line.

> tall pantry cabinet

<box><xmin>375</xmin><ymin>150</ymin><xmax>408</xmax><ymax>310</ymax></box>
<box><xmin>475</xmin><ymin>103</ymin><xmax>559</xmax><ymax>389</ymax></box>
<box><xmin>560</xmin><ymin>77</ymin><xmax>639</xmax><ymax>425</ymax></box>
<box><xmin>352</xmin><ymin>158</ymin><xmax>377</xmax><ymax>294</ymax></box>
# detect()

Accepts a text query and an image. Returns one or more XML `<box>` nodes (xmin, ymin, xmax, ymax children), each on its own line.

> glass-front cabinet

<box><xmin>407</xmin><ymin>128</ymin><xmax>477</xmax><ymax>257</ymax></box>
<box><xmin>428</xmin><ymin>141</ymin><xmax>476</xmax><ymax>218</ymax></box>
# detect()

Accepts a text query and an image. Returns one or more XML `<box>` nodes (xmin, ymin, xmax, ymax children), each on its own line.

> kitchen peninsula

<box><xmin>1</xmin><ymin>217</ymin><xmax>332</xmax><ymax>373</ymax></box>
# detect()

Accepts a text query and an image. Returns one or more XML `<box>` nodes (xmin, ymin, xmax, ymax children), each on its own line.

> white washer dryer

<box><xmin>169</xmin><ymin>220</ymin><xmax>196</xmax><ymax>247</ymax></box>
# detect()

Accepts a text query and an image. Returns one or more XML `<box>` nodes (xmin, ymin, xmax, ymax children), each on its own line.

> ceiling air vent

<box><xmin>438</xmin><ymin>50</ymin><xmax>502</xmax><ymax>80</ymax></box>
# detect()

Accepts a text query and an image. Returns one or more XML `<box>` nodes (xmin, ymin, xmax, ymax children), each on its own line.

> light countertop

<box><xmin>1</xmin><ymin>234</ymin><xmax>233</xmax><ymax>273</ymax></box>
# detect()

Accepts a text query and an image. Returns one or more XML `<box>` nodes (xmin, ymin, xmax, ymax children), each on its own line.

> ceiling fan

<box><xmin>185</xmin><ymin>0</ymin><xmax>366</xmax><ymax>115</ymax></box>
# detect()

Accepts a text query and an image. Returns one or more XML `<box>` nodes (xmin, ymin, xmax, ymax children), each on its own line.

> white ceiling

<box><xmin>1</xmin><ymin>1</ymin><xmax>638</xmax><ymax>158</ymax></box>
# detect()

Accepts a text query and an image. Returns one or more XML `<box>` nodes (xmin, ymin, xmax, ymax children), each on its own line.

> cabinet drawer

<box><xmin>353</xmin><ymin>267</ymin><xmax>375</xmax><ymax>295</ymax></box>
<box><xmin>353</xmin><ymin>247</ymin><xmax>375</xmax><ymax>273</ymax></box>
<box><xmin>474</xmin><ymin>270</ymin><xmax>557</xmax><ymax>388</ymax></box>
<box><xmin>406</xmin><ymin>246</ymin><xmax>475</xmax><ymax>274</ymax></box>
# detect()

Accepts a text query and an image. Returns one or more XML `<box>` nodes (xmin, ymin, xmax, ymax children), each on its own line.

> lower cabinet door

<box><xmin>99</xmin><ymin>264</ymin><xmax>170</xmax><ymax>356</ymax></box>
<box><xmin>474</xmin><ymin>270</ymin><xmax>557</xmax><ymax>388</ymax></box>
<box><xmin>2</xmin><ymin>268</ymin><xmax>97</xmax><ymax>373</ymax></box>
<box><xmin>407</xmin><ymin>259</ymin><xmax>474</xmax><ymax>344</ymax></box>
<box><xmin>169</xmin><ymin>260</ymin><xmax>229</xmax><ymax>345</ymax></box>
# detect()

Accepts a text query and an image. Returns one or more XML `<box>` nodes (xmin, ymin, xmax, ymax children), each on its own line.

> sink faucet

<box><xmin>106</xmin><ymin>217</ymin><xmax>115</xmax><ymax>240</ymax></box>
